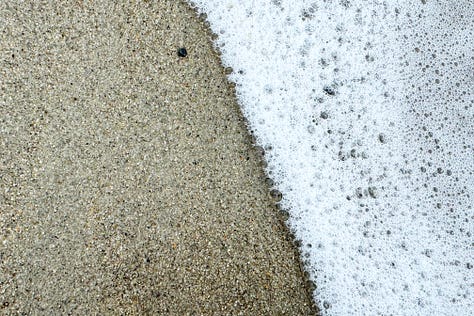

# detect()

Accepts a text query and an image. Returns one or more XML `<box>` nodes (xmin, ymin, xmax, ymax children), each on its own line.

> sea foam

<box><xmin>187</xmin><ymin>1</ymin><xmax>473</xmax><ymax>314</ymax></box>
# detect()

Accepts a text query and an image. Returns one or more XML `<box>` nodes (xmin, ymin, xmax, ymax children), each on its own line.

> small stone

<box><xmin>320</xmin><ymin>111</ymin><xmax>329</xmax><ymax>119</ymax></box>
<box><xmin>378</xmin><ymin>133</ymin><xmax>387</xmax><ymax>143</ymax></box>
<box><xmin>177</xmin><ymin>47</ymin><xmax>188</xmax><ymax>57</ymax></box>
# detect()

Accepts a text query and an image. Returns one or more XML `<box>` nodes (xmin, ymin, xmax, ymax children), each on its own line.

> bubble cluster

<box><xmin>188</xmin><ymin>0</ymin><xmax>473</xmax><ymax>315</ymax></box>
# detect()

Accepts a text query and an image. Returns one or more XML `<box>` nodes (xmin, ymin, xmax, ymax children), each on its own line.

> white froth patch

<box><xmin>188</xmin><ymin>0</ymin><xmax>473</xmax><ymax>315</ymax></box>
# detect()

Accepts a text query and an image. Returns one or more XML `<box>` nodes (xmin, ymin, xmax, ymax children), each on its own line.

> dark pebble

<box><xmin>177</xmin><ymin>47</ymin><xmax>188</xmax><ymax>57</ymax></box>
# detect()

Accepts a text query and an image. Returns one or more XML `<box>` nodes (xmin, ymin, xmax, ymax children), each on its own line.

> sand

<box><xmin>0</xmin><ymin>0</ymin><xmax>317</xmax><ymax>314</ymax></box>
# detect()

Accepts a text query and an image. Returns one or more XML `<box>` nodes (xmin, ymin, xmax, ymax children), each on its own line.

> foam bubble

<box><xmin>188</xmin><ymin>0</ymin><xmax>473</xmax><ymax>315</ymax></box>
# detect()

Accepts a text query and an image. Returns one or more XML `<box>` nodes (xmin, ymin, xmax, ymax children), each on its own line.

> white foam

<box><xmin>187</xmin><ymin>0</ymin><xmax>473</xmax><ymax>315</ymax></box>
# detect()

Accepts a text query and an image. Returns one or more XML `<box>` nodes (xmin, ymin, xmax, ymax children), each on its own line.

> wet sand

<box><xmin>0</xmin><ymin>0</ymin><xmax>317</xmax><ymax>314</ymax></box>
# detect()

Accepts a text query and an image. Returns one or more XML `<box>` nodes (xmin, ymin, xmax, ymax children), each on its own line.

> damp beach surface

<box><xmin>0</xmin><ymin>1</ymin><xmax>317</xmax><ymax>314</ymax></box>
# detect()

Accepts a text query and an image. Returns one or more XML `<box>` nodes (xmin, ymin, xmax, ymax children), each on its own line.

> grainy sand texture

<box><xmin>0</xmin><ymin>1</ymin><xmax>317</xmax><ymax>314</ymax></box>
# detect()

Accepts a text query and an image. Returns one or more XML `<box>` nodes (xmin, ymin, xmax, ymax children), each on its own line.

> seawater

<box><xmin>188</xmin><ymin>1</ymin><xmax>473</xmax><ymax>315</ymax></box>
